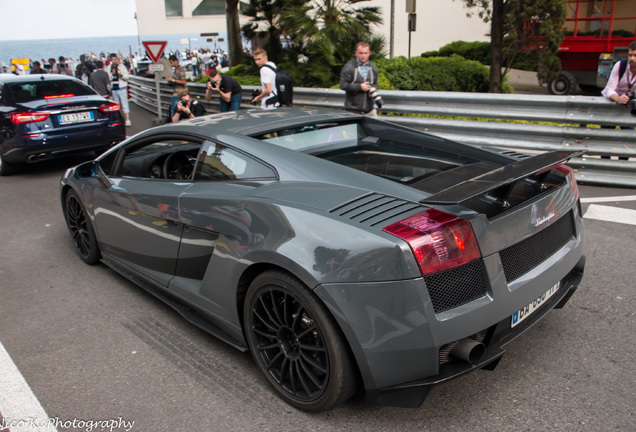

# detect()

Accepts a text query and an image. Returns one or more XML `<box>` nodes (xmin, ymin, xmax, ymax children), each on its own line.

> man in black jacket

<box><xmin>339</xmin><ymin>42</ymin><xmax>381</xmax><ymax>116</ymax></box>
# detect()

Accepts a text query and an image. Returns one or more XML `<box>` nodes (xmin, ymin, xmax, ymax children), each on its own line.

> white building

<box><xmin>135</xmin><ymin>0</ymin><xmax>490</xmax><ymax>57</ymax></box>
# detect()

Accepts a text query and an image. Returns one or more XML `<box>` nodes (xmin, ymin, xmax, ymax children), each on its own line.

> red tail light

<box><xmin>554</xmin><ymin>164</ymin><xmax>579</xmax><ymax>201</ymax></box>
<box><xmin>383</xmin><ymin>209</ymin><xmax>481</xmax><ymax>276</ymax></box>
<box><xmin>99</xmin><ymin>103</ymin><xmax>121</xmax><ymax>113</ymax></box>
<box><xmin>10</xmin><ymin>112</ymin><xmax>51</xmax><ymax>124</ymax></box>
<box><xmin>44</xmin><ymin>94</ymin><xmax>75</xmax><ymax>99</ymax></box>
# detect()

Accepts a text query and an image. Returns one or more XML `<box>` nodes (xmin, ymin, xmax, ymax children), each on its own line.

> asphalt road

<box><xmin>1</xmin><ymin>123</ymin><xmax>635</xmax><ymax>431</ymax></box>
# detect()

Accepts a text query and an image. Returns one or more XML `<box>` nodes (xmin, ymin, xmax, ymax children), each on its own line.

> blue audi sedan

<box><xmin>0</xmin><ymin>74</ymin><xmax>125</xmax><ymax>175</ymax></box>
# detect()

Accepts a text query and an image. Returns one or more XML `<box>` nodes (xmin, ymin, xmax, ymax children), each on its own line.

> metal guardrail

<box><xmin>128</xmin><ymin>76</ymin><xmax>636</xmax><ymax>187</ymax></box>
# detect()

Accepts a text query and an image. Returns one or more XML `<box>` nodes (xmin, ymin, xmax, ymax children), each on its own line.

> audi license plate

<box><xmin>511</xmin><ymin>281</ymin><xmax>560</xmax><ymax>328</ymax></box>
<box><xmin>59</xmin><ymin>111</ymin><xmax>94</xmax><ymax>124</ymax></box>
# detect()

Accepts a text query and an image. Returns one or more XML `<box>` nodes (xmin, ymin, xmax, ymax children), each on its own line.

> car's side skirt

<box><xmin>100</xmin><ymin>254</ymin><xmax>249</xmax><ymax>352</ymax></box>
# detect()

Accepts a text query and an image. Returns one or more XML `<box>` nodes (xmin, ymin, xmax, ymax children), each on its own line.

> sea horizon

<box><xmin>0</xmin><ymin>33</ymin><xmax>229</xmax><ymax>67</ymax></box>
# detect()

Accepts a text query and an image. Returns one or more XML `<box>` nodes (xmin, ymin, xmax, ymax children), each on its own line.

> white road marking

<box><xmin>580</xmin><ymin>195</ymin><xmax>636</xmax><ymax>203</ymax></box>
<box><xmin>0</xmin><ymin>342</ymin><xmax>58</xmax><ymax>431</ymax></box>
<box><xmin>583</xmin><ymin>204</ymin><xmax>636</xmax><ymax>226</ymax></box>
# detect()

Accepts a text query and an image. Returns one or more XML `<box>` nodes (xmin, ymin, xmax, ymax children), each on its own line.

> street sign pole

<box><xmin>155</xmin><ymin>74</ymin><xmax>162</xmax><ymax>124</ymax></box>
<box><xmin>142</xmin><ymin>41</ymin><xmax>168</xmax><ymax>125</ymax></box>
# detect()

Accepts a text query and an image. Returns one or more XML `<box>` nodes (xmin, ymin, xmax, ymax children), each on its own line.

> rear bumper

<box><xmin>364</xmin><ymin>255</ymin><xmax>585</xmax><ymax>408</ymax></box>
<box><xmin>2</xmin><ymin>124</ymin><xmax>125</xmax><ymax>164</ymax></box>
<box><xmin>316</xmin><ymin>236</ymin><xmax>586</xmax><ymax>408</ymax></box>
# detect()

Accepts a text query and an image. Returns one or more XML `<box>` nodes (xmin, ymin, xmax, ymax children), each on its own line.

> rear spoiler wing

<box><xmin>420</xmin><ymin>150</ymin><xmax>582</xmax><ymax>205</ymax></box>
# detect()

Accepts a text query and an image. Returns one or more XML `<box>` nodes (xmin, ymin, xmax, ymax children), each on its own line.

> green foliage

<box><xmin>505</xmin><ymin>0</ymin><xmax>566</xmax><ymax>83</ymax></box>
<box><xmin>421</xmin><ymin>39</ymin><xmax>539</xmax><ymax>72</ymax></box>
<box><xmin>377</xmin><ymin>56</ymin><xmax>514</xmax><ymax>93</ymax></box>
<box><xmin>422</xmin><ymin>40</ymin><xmax>491</xmax><ymax>64</ymax></box>
<box><xmin>240</xmin><ymin>0</ymin><xmax>385</xmax><ymax>88</ymax></box>
<box><xmin>378</xmin><ymin>56</ymin><xmax>490</xmax><ymax>92</ymax></box>
<box><xmin>459</xmin><ymin>0</ymin><xmax>566</xmax><ymax>89</ymax></box>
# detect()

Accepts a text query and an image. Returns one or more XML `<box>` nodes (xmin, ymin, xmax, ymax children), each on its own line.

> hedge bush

<box><xmin>377</xmin><ymin>55</ymin><xmax>514</xmax><ymax>93</ymax></box>
<box><xmin>422</xmin><ymin>40</ymin><xmax>491</xmax><ymax>65</ymax></box>
<box><xmin>422</xmin><ymin>39</ymin><xmax>539</xmax><ymax>73</ymax></box>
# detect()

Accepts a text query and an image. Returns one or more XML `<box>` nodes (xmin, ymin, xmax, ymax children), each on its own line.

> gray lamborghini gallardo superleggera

<box><xmin>60</xmin><ymin>108</ymin><xmax>585</xmax><ymax>412</ymax></box>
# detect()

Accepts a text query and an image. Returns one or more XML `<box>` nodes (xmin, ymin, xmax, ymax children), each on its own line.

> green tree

<box><xmin>282</xmin><ymin>0</ymin><xmax>383</xmax><ymax>64</ymax></box>
<box><xmin>240</xmin><ymin>0</ymin><xmax>303</xmax><ymax>63</ymax></box>
<box><xmin>240</xmin><ymin>0</ymin><xmax>385</xmax><ymax>87</ymax></box>
<box><xmin>460</xmin><ymin>0</ymin><xmax>566</xmax><ymax>93</ymax></box>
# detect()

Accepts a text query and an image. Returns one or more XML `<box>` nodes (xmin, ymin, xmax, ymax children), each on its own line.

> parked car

<box><xmin>60</xmin><ymin>108</ymin><xmax>586</xmax><ymax>412</ymax></box>
<box><xmin>0</xmin><ymin>74</ymin><xmax>126</xmax><ymax>175</ymax></box>
<box><xmin>134</xmin><ymin>60</ymin><xmax>154</xmax><ymax>78</ymax></box>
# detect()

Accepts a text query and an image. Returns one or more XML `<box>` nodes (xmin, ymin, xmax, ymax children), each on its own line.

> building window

<box><xmin>165</xmin><ymin>0</ymin><xmax>182</xmax><ymax>17</ymax></box>
<box><xmin>193</xmin><ymin>0</ymin><xmax>225</xmax><ymax>16</ymax></box>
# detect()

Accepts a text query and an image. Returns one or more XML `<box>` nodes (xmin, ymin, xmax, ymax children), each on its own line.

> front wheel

<box><xmin>64</xmin><ymin>189</ymin><xmax>101</xmax><ymax>264</ymax></box>
<box><xmin>244</xmin><ymin>271</ymin><xmax>357</xmax><ymax>412</ymax></box>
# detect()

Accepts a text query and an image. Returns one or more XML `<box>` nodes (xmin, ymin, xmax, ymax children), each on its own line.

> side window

<box><xmin>194</xmin><ymin>141</ymin><xmax>277</xmax><ymax>181</ymax></box>
<box><xmin>117</xmin><ymin>138</ymin><xmax>202</xmax><ymax>180</ymax></box>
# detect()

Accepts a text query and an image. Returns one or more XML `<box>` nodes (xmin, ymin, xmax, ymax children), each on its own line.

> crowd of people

<box><xmin>9</xmin><ymin>39</ymin><xmax>635</xmax><ymax>126</ymax></box>
<box><xmin>10</xmin><ymin>46</ymin><xmax>232</xmax><ymax>125</ymax></box>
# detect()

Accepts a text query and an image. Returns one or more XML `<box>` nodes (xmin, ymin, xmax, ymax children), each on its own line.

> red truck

<box><xmin>548</xmin><ymin>0</ymin><xmax>635</xmax><ymax>95</ymax></box>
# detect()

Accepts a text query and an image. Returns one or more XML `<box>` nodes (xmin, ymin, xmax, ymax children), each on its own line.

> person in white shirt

<box><xmin>250</xmin><ymin>48</ymin><xmax>278</xmax><ymax>109</ymax></box>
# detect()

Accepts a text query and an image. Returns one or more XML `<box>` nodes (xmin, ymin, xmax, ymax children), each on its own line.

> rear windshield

<box><xmin>254</xmin><ymin>120</ymin><xmax>468</xmax><ymax>184</ymax></box>
<box><xmin>258</xmin><ymin>122</ymin><xmax>362</xmax><ymax>152</ymax></box>
<box><xmin>8</xmin><ymin>79</ymin><xmax>96</xmax><ymax>103</ymax></box>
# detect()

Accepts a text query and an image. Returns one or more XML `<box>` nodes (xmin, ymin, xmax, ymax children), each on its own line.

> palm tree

<box><xmin>240</xmin><ymin>0</ymin><xmax>384</xmax><ymax>87</ymax></box>
<box><xmin>283</xmin><ymin>0</ymin><xmax>383</xmax><ymax>64</ymax></box>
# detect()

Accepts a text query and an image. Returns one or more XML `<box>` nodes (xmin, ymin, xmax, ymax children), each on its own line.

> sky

<box><xmin>0</xmin><ymin>0</ymin><xmax>139</xmax><ymax>41</ymax></box>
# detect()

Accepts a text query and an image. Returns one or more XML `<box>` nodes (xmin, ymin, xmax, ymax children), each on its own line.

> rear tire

<box><xmin>244</xmin><ymin>270</ymin><xmax>357</xmax><ymax>412</ymax></box>
<box><xmin>548</xmin><ymin>71</ymin><xmax>578</xmax><ymax>95</ymax></box>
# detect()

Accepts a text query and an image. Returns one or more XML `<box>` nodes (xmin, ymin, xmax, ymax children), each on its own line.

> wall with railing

<box><xmin>128</xmin><ymin>75</ymin><xmax>636</xmax><ymax>187</ymax></box>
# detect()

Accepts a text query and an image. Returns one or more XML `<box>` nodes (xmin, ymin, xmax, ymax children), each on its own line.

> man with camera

<box><xmin>75</xmin><ymin>54</ymin><xmax>94</xmax><ymax>84</ymax></box>
<box><xmin>171</xmin><ymin>91</ymin><xmax>206</xmax><ymax>122</ymax></box>
<box><xmin>53</xmin><ymin>56</ymin><xmax>73</xmax><ymax>76</ymax></box>
<box><xmin>340</xmin><ymin>42</ymin><xmax>383</xmax><ymax>117</ymax></box>
<box><xmin>205</xmin><ymin>68</ymin><xmax>243</xmax><ymax>112</ymax></box>
<box><xmin>109</xmin><ymin>53</ymin><xmax>131</xmax><ymax>127</ymax></box>
<box><xmin>602</xmin><ymin>40</ymin><xmax>636</xmax><ymax>114</ymax></box>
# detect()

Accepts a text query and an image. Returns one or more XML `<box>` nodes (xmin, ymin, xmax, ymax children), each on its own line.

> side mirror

<box><xmin>74</xmin><ymin>161</ymin><xmax>113</xmax><ymax>188</ymax></box>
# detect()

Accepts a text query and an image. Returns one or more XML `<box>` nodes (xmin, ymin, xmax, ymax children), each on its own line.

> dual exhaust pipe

<box><xmin>27</xmin><ymin>153</ymin><xmax>47</xmax><ymax>162</ymax></box>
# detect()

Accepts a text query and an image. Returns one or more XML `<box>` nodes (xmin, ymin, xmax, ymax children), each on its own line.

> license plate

<box><xmin>511</xmin><ymin>281</ymin><xmax>560</xmax><ymax>328</ymax></box>
<box><xmin>59</xmin><ymin>111</ymin><xmax>94</xmax><ymax>124</ymax></box>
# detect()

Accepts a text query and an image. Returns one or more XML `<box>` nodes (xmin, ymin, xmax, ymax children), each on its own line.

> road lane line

<box><xmin>0</xmin><ymin>342</ymin><xmax>58</xmax><ymax>432</ymax></box>
<box><xmin>580</xmin><ymin>195</ymin><xmax>636</xmax><ymax>203</ymax></box>
<box><xmin>583</xmin><ymin>204</ymin><xmax>636</xmax><ymax>226</ymax></box>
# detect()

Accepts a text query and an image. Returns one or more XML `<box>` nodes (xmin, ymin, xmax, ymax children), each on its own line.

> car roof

<box><xmin>145</xmin><ymin>107</ymin><xmax>362</xmax><ymax>138</ymax></box>
<box><xmin>0</xmin><ymin>74</ymin><xmax>83</xmax><ymax>85</ymax></box>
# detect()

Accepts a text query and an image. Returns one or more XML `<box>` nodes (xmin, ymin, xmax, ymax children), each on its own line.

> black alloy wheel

<box><xmin>64</xmin><ymin>190</ymin><xmax>101</xmax><ymax>264</ymax></box>
<box><xmin>244</xmin><ymin>271</ymin><xmax>356</xmax><ymax>412</ymax></box>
